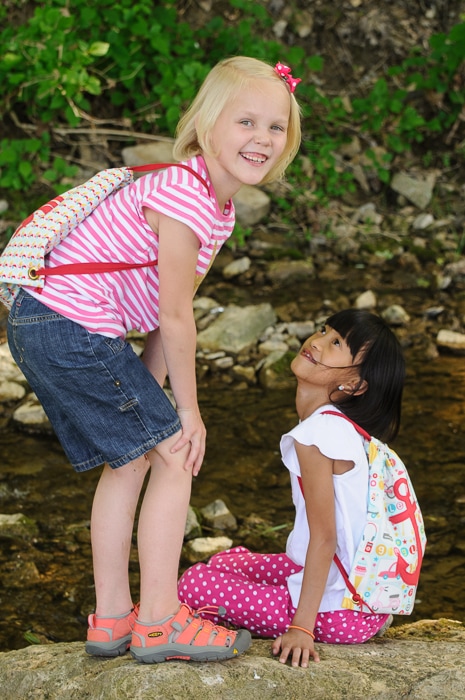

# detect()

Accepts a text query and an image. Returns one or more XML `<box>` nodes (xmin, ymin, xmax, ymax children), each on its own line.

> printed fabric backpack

<box><xmin>0</xmin><ymin>162</ymin><xmax>210</xmax><ymax>310</ymax></box>
<box><xmin>299</xmin><ymin>410</ymin><xmax>427</xmax><ymax>615</ymax></box>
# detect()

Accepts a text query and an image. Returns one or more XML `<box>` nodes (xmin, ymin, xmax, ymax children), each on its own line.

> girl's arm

<box><xmin>144</xmin><ymin>207</ymin><xmax>206</xmax><ymax>476</ymax></box>
<box><xmin>272</xmin><ymin>442</ymin><xmax>337</xmax><ymax>666</ymax></box>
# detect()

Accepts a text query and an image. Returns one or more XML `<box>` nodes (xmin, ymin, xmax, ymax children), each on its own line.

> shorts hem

<box><xmin>71</xmin><ymin>419</ymin><xmax>182</xmax><ymax>472</ymax></box>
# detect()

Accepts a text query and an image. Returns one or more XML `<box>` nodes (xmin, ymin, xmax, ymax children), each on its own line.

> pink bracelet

<box><xmin>288</xmin><ymin>624</ymin><xmax>315</xmax><ymax>640</ymax></box>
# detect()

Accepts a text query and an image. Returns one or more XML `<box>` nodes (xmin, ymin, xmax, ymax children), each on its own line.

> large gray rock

<box><xmin>197</xmin><ymin>304</ymin><xmax>276</xmax><ymax>354</ymax></box>
<box><xmin>0</xmin><ymin>620</ymin><xmax>464</xmax><ymax>699</ymax></box>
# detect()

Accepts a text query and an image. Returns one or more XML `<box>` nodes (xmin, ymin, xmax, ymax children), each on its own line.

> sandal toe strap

<box><xmin>172</xmin><ymin>603</ymin><xmax>236</xmax><ymax>648</ymax></box>
<box><xmin>176</xmin><ymin>616</ymin><xmax>203</xmax><ymax>645</ymax></box>
<box><xmin>210</xmin><ymin>626</ymin><xmax>235</xmax><ymax>647</ymax></box>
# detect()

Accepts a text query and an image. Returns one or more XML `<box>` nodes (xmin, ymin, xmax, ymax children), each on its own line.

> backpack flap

<box><xmin>340</xmin><ymin>436</ymin><xmax>427</xmax><ymax>615</ymax></box>
<box><xmin>0</xmin><ymin>167</ymin><xmax>133</xmax><ymax>308</ymax></box>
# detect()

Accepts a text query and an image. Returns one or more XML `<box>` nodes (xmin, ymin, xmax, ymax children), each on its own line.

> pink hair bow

<box><xmin>274</xmin><ymin>62</ymin><xmax>301</xmax><ymax>93</ymax></box>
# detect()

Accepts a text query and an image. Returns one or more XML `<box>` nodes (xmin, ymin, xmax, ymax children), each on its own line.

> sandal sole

<box><xmin>130</xmin><ymin>630</ymin><xmax>251</xmax><ymax>664</ymax></box>
<box><xmin>85</xmin><ymin>634</ymin><xmax>132</xmax><ymax>657</ymax></box>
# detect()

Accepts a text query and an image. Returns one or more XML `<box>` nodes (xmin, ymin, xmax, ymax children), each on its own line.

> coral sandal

<box><xmin>130</xmin><ymin>603</ymin><xmax>251</xmax><ymax>664</ymax></box>
<box><xmin>86</xmin><ymin>603</ymin><xmax>139</xmax><ymax>657</ymax></box>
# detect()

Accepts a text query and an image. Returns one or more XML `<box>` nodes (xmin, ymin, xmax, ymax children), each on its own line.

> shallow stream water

<box><xmin>0</xmin><ymin>266</ymin><xmax>464</xmax><ymax>652</ymax></box>
<box><xmin>0</xmin><ymin>348</ymin><xmax>464</xmax><ymax>652</ymax></box>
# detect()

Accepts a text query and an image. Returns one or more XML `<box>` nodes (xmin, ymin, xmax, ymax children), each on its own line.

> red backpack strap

<box><xmin>131</xmin><ymin>162</ymin><xmax>211</xmax><ymax>197</ymax></box>
<box><xmin>333</xmin><ymin>553</ymin><xmax>375</xmax><ymax>613</ymax></box>
<box><xmin>320</xmin><ymin>410</ymin><xmax>371</xmax><ymax>440</ymax></box>
<box><xmin>32</xmin><ymin>260</ymin><xmax>158</xmax><ymax>278</ymax></box>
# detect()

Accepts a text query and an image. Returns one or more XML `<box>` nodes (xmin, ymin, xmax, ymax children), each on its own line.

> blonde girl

<box><xmin>8</xmin><ymin>56</ymin><xmax>301</xmax><ymax>664</ymax></box>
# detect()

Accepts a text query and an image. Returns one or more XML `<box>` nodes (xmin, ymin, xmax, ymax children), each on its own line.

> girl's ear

<box><xmin>352</xmin><ymin>378</ymin><xmax>368</xmax><ymax>396</ymax></box>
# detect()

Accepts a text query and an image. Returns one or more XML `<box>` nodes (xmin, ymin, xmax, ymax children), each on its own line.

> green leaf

<box><xmin>23</xmin><ymin>631</ymin><xmax>42</xmax><ymax>645</ymax></box>
<box><xmin>18</xmin><ymin>160</ymin><xmax>33</xmax><ymax>177</ymax></box>
<box><xmin>88</xmin><ymin>41</ymin><xmax>110</xmax><ymax>57</ymax></box>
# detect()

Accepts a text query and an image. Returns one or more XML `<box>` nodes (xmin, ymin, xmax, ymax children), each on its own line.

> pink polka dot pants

<box><xmin>178</xmin><ymin>546</ymin><xmax>390</xmax><ymax>644</ymax></box>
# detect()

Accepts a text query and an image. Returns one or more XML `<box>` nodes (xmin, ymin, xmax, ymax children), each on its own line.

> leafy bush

<box><xmin>0</xmin><ymin>0</ymin><xmax>290</xmax><ymax>191</ymax></box>
<box><xmin>0</xmin><ymin>0</ymin><xmax>464</xmax><ymax>206</ymax></box>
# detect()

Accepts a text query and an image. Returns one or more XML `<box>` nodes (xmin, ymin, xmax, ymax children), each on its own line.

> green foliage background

<box><xmin>0</xmin><ymin>0</ymin><xmax>464</xmax><ymax>211</ymax></box>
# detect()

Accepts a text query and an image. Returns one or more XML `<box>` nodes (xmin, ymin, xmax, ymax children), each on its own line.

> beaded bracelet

<box><xmin>288</xmin><ymin>624</ymin><xmax>315</xmax><ymax>640</ymax></box>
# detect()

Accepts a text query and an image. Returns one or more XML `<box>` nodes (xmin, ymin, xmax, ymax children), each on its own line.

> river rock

<box><xmin>390</xmin><ymin>171</ymin><xmax>436</xmax><ymax>209</ymax></box>
<box><xmin>184</xmin><ymin>536</ymin><xmax>233</xmax><ymax>562</ymax></box>
<box><xmin>443</xmin><ymin>258</ymin><xmax>465</xmax><ymax>282</ymax></box>
<box><xmin>12</xmin><ymin>394</ymin><xmax>52</xmax><ymax>432</ymax></box>
<box><xmin>184</xmin><ymin>506</ymin><xmax>202</xmax><ymax>541</ymax></box>
<box><xmin>412</xmin><ymin>213</ymin><xmax>434</xmax><ymax>230</ymax></box>
<box><xmin>0</xmin><ymin>379</ymin><xmax>26</xmax><ymax>402</ymax></box>
<box><xmin>200</xmin><ymin>499</ymin><xmax>237</xmax><ymax>531</ymax></box>
<box><xmin>233</xmin><ymin>185</ymin><xmax>271</xmax><ymax>227</ymax></box>
<box><xmin>197</xmin><ymin>304</ymin><xmax>277</xmax><ymax>354</ymax></box>
<box><xmin>0</xmin><ymin>620</ymin><xmax>464</xmax><ymax>700</ymax></box>
<box><xmin>355</xmin><ymin>290</ymin><xmax>377</xmax><ymax>309</ymax></box>
<box><xmin>212</xmin><ymin>355</ymin><xmax>234</xmax><ymax>370</ymax></box>
<box><xmin>0</xmin><ymin>512</ymin><xmax>39</xmax><ymax>539</ymax></box>
<box><xmin>258</xmin><ymin>339</ymin><xmax>289</xmax><ymax>355</ymax></box>
<box><xmin>231</xmin><ymin>364</ymin><xmax>256</xmax><ymax>385</ymax></box>
<box><xmin>266</xmin><ymin>259</ymin><xmax>315</xmax><ymax>285</ymax></box>
<box><xmin>352</xmin><ymin>202</ymin><xmax>383</xmax><ymax>225</ymax></box>
<box><xmin>257</xmin><ymin>349</ymin><xmax>294</xmax><ymax>390</ymax></box>
<box><xmin>381</xmin><ymin>304</ymin><xmax>410</xmax><ymax>326</ymax></box>
<box><xmin>222</xmin><ymin>256</ymin><xmax>251</xmax><ymax>279</ymax></box>
<box><xmin>436</xmin><ymin>329</ymin><xmax>465</xmax><ymax>355</ymax></box>
<box><xmin>0</xmin><ymin>342</ymin><xmax>25</xmax><ymax>383</ymax></box>
<box><xmin>121</xmin><ymin>142</ymin><xmax>175</xmax><ymax>165</ymax></box>
<box><xmin>285</xmin><ymin>321</ymin><xmax>315</xmax><ymax>339</ymax></box>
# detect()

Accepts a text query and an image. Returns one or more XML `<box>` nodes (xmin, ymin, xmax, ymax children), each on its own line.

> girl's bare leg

<box><xmin>90</xmin><ymin>430</ymin><xmax>192</xmax><ymax>621</ymax></box>
<box><xmin>137</xmin><ymin>434</ymin><xmax>192</xmax><ymax>622</ymax></box>
<box><xmin>90</xmin><ymin>455</ymin><xmax>150</xmax><ymax>616</ymax></box>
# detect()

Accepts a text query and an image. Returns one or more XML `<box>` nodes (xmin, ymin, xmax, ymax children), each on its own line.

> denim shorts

<box><xmin>7</xmin><ymin>290</ymin><xmax>181</xmax><ymax>472</ymax></box>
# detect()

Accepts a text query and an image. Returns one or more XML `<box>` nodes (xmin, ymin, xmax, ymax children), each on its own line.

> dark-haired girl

<box><xmin>178</xmin><ymin>309</ymin><xmax>406</xmax><ymax>666</ymax></box>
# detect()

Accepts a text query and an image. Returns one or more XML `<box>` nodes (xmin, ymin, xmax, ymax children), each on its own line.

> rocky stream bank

<box><xmin>1</xmin><ymin>143</ymin><xmax>465</xmax><ymax>698</ymax></box>
<box><xmin>0</xmin><ymin>619</ymin><xmax>464</xmax><ymax>700</ymax></box>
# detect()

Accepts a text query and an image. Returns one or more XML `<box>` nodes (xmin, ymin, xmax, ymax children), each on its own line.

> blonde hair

<box><xmin>172</xmin><ymin>56</ymin><xmax>302</xmax><ymax>184</ymax></box>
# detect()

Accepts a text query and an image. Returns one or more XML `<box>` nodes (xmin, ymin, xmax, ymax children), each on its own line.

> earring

<box><xmin>338</xmin><ymin>385</ymin><xmax>344</xmax><ymax>391</ymax></box>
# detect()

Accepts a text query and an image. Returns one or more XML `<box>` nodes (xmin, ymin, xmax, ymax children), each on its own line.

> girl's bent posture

<box><xmin>7</xmin><ymin>56</ymin><xmax>302</xmax><ymax>664</ymax></box>
<box><xmin>178</xmin><ymin>309</ymin><xmax>406</xmax><ymax>666</ymax></box>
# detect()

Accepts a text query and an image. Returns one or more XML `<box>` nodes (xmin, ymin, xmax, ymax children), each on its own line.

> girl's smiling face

<box><xmin>204</xmin><ymin>80</ymin><xmax>290</xmax><ymax>192</ymax></box>
<box><xmin>298</xmin><ymin>325</ymin><xmax>356</xmax><ymax>370</ymax></box>
<box><xmin>291</xmin><ymin>324</ymin><xmax>364</xmax><ymax>394</ymax></box>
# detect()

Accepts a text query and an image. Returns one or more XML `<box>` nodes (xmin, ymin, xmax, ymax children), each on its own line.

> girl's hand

<box><xmin>171</xmin><ymin>407</ymin><xmax>206</xmax><ymax>476</ymax></box>
<box><xmin>271</xmin><ymin>629</ymin><xmax>320</xmax><ymax>667</ymax></box>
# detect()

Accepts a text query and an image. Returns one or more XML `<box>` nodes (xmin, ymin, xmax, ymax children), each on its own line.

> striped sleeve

<box><xmin>138</xmin><ymin>168</ymin><xmax>216</xmax><ymax>246</ymax></box>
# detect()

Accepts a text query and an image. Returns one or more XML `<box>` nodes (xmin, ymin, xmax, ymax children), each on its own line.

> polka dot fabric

<box><xmin>178</xmin><ymin>546</ymin><xmax>389</xmax><ymax>644</ymax></box>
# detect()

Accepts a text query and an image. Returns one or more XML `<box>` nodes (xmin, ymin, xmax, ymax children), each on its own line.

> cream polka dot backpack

<box><xmin>0</xmin><ymin>163</ymin><xmax>209</xmax><ymax>310</ymax></box>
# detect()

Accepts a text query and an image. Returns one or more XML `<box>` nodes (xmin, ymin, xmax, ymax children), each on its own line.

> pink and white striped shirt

<box><xmin>26</xmin><ymin>156</ymin><xmax>235</xmax><ymax>338</ymax></box>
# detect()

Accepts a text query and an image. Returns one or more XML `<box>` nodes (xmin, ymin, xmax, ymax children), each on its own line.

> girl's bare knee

<box><xmin>146</xmin><ymin>431</ymin><xmax>188</xmax><ymax>470</ymax></box>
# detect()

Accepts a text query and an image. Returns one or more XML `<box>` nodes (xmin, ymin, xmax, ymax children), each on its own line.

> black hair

<box><xmin>326</xmin><ymin>309</ymin><xmax>406</xmax><ymax>442</ymax></box>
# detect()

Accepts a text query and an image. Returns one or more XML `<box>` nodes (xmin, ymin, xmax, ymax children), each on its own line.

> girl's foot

<box><xmin>130</xmin><ymin>603</ymin><xmax>251</xmax><ymax>664</ymax></box>
<box><xmin>86</xmin><ymin>604</ymin><xmax>139</xmax><ymax>657</ymax></box>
